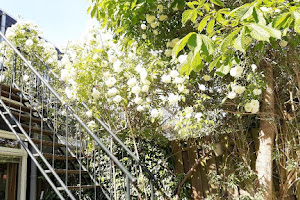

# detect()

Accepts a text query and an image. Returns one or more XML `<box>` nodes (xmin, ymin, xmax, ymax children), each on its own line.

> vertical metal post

<box><xmin>150</xmin><ymin>180</ymin><xmax>154</xmax><ymax>200</ymax></box>
<box><xmin>126</xmin><ymin>176</ymin><xmax>130</xmax><ymax>200</ymax></box>
<box><xmin>0</xmin><ymin>12</ymin><xmax>6</xmax><ymax>42</ymax></box>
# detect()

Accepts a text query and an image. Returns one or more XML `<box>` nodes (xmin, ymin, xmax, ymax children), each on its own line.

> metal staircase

<box><xmin>0</xmin><ymin>32</ymin><xmax>166</xmax><ymax>199</ymax></box>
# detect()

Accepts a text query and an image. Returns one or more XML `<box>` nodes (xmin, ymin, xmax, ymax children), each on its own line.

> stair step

<box><xmin>36</xmin><ymin>153</ymin><xmax>77</xmax><ymax>161</ymax></box>
<box><xmin>45</xmin><ymin>169</ymin><xmax>88</xmax><ymax>174</ymax></box>
<box><xmin>57</xmin><ymin>185</ymin><xmax>101</xmax><ymax>190</ymax></box>
<box><xmin>0</xmin><ymin>90</ymin><xmax>28</xmax><ymax>102</ymax></box>
<box><xmin>20</xmin><ymin>124</ymin><xmax>53</xmax><ymax>136</ymax></box>
<box><xmin>31</xmin><ymin>138</ymin><xmax>66</xmax><ymax>148</ymax></box>
<box><xmin>1</xmin><ymin>98</ymin><xmax>36</xmax><ymax>113</ymax></box>
<box><xmin>10</xmin><ymin>110</ymin><xmax>42</xmax><ymax>123</ymax></box>
<box><xmin>0</xmin><ymin>84</ymin><xmax>22</xmax><ymax>94</ymax></box>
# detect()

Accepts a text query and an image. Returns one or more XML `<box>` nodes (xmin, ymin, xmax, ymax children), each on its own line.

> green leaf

<box><xmin>210</xmin><ymin>0</ymin><xmax>224</xmax><ymax>7</ymax></box>
<box><xmin>173</xmin><ymin>32</ymin><xmax>197</xmax><ymax>58</ymax></box>
<box><xmin>209</xmin><ymin>56</ymin><xmax>221</xmax><ymax>71</ymax></box>
<box><xmin>207</xmin><ymin>19</ymin><xmax>215</xmax><ymax>34</ymax></box>
<box><xmin>192</xmin><ymin>52</ymin><xmax>203</xmax><ymax>72</ymax></box>
<box><xmin>198</xmin><ymin>15</ymin><xmax>211</xmax><ymax>33</ymax></box>
<box><xmin>247</xmin><ymin>23</ymin><xmax>270</xmax><ymax>41</ymax></box>
<box><xmin>220</xmin><ymin>27</ymin><xmax>242</xmax><ymax>52</ymax></box>
<box><xmin>180</xmin><ymin>52</ymin><xmax>193</xmax><ymax>75</ymax></box>
<box><xmin>230</xmin><ymin>3</ymin><xmax>254</xmax><ymax>20</ymax></box>
<box><xmin>182</xmin><ymin>9</ymin><xmax>197</xmax><ymax>25</ymax></box>
<box><xmin>293</xmin><ymin>11</ymin><xmax>300</xmax><ymax>34</ymax></box>
<box><xmin>253</xmin><ymin>7</ymin><xmax>266</xmax><ymax>25</ymax></box>
<box><xmin>263</xmin><ymin>25</ymin><xmax>281</xmax><ymax>39</ymax></box>
<box><xmin>199</xmin><ymin>35</ymin><xmax>215</xmax><ymax>54</ymax></box>
<box><xmin>273</xmin><ymin>12</ymin><xmax>291</xmax><ymax>29</ymax></box>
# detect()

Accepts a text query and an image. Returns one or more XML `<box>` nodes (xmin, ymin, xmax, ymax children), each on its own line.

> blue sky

<box><xmin>0</xmin><ymin>0</ymin><xmax>91</xmax><ymax>46</ymax></box>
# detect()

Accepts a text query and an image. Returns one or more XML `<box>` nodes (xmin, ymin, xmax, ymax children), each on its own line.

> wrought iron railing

<box><xmin>0</xmin><ymin>32</ymin><xmax>167</xmax><ymax>199</ymax></box>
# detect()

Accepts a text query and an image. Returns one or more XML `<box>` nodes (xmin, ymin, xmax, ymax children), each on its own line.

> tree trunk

<box><xmin>255</xmin><ymin>60</ymin><xmax>275</xmax><ymax>200</ymax></box>
<box><xmin>187</xmin><ymin>139</ymin><xmax>204</xmax><ymax>200</ymax></box>
<box><xmin>170</xmin><ymin>140</ymin><xmax>184</xmax><ymax>174</ymax></box>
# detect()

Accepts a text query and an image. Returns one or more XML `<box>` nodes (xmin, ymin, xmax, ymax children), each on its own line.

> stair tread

<box><xmin>0</xmin><ymin>90</ymin><xmax>28</xmax><ymax>102</ymax></box>
<box><xmin>2</xmin><ymin>98</ymin><xmax>36</xmax><ymax>113</ymax></box>
<box><xmin>20</xmin><ymin>124</ymin><xmax>53</xmax><ymax>136</ymax></box>
<box><xmin>31</xmin><ymin>138</ymin><xmax>66</xmax><ymax>148</ymax></box>
<box><xmin>37</xmin><ymin>153</ymin><xmax>77</xmax><ymax>160</ymax></box>
<box><xmin>57</xmin><ymin>185</ymin><xmax>101</xmax><ymax>190</ymax></box>
<box><xmin>10</xmin><ymin>110</ymin><xmax>42</xmax><ymax>123</ymax></box>
<box><xmin>0</xmin><ymin>84</ymin><xmax>22</xmax><ymax>94</ymax></box>
<box><xmin>46</xmin><ymin>169</ymin><xmax>88</xmax><ymax>174</ymax></box>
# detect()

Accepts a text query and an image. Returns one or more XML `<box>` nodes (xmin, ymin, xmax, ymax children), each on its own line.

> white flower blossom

<box><xmin>139</xmin><ymin>68</ymin><xmax>148</xmax><ymax>79</ymax></box>
<box><xmin>168</xmin><ymin>93</ymin><xmax>180</xmax><ymax>105</ymax></box>
<box><xmin>60</xmin><ymin>68</ymin><xmax>71</xmax><ymax>81</ymax></box>
<box><xmin>159</xmin><ymin>15</ymin><xmax>168</xmax><ymax>21</ymax></box>
<box><xmin>153</xmin><ymin>30</ymin><xmax>159</xmax><ymax>35</ymax></box>
<box><xmin>279</xmin><ymin>40</ymin><xmax>288</xmax><ymax>47</ymax></box>
<box><xmin>23</xmin><ymin>74</ymin><xmax>29</xmax><ymax>82</ymax></box>
<box><xmin>230</xmin><ymin>66</ymin><xmax>244</xmax><ymax>78</ymax></box>
<box><xmin>184</xmin><ymin>107</ymin><xmax>193</xmax><ymax>118</ymax></box>
<box><xmin>203</xmin><ymin>75</ymin><xmax>211</xmax><ymax>81</ymax></box>
<box><xmin>142</xmin><ymin>85</ymin><xmax>149</xmax><ymax>92</ymax></box>
<box><xmin>150</xmin><ymin>22</ymin><xmax>159</xmax><ymax>28</ymax></box>
<box><xmin>134</xmin><ymin>96</ymin><xmax>143</xmax><ymax>104</ymax></box>
<box><xmin>113</xmin><ymin>95</ymin><xmax>122</xmax><ymax>103</ymax></box>
<box><xmin>87</xmin><ymin>120</ymin><xmax>96</xmax><ymax>128</ymax></box>
<box><xmin>253</xmin><ymin>88</ymin><xmax>262</xmax><ymax>96</ymax></box>
<box><xmin>195</xmin><ymin>112</ymin><xmax>203</xmax><ymax>121</ymax></box>
<box><xmin>245</xmin><ymin>100</ymin><xmax>260</xmax><ymax>113</ymax></box>
<box><xmin>86</xmin><ymin>110</ymin><xmax>93</xmax><ymax>118</ymax></box>
<box><xmin>164</xmin><ymin>49</ymin><xmax>172</xmax><ymax>57</ymax></box>
<box><xmin>142</xmin><ymin>34</ymin><xmax>147</xmax><ymax>39</ymax></box>
<box><xmin>178</xmin><ymin>55</ymin><xmax>188</xmax><ymax>64</ymax></box>
<box><xmin>141</xmin><ymin>24</ymin><xmax>147</xmax><ymax>30</ymax></box>
<box><xmin>137</xmin><ymin>105</ymin><xmax>145</xmax><ymax>112</ymax></box>
<box><xmin>251</xmin><ymin>64</ymin><xmax>257</xmax><ymax>72</ymax></box>
<box><xmin>113</xmin><ymin>60</ymin><xmax>123</xmax><ymax>73</ymax></box>
<box><xmin>103</xmin><ymin>71</ymin><xmax>111</xmax><ymax>79</ymax></box>
<box><xmin>151</xmin><ymin>109</ymin><xmax>160</xmax><ymax>118</ymax></box>
<box><xmin>174</xmin><ymin>77</ymin><xmax>185</xmax><ymax>84</ymax></box>
<box><xmin>107</xmin><ymin>87</ymin><xmax>118</xmax><ymax>97</ymax></box>
<box><xmin>146</xmin><ymin>14</ymin><xmax>156</xmax><ymax>23</ymax></box>
<box><xmin>170</xmin><ymin>70</ymin><xmax>179</xmax><ymax>78</ymax></box>
<box><xmin>157</xmin><ymin>5</ymin><xmax>163</xmax><ymax>13</ymax></box>
<box><xmin>25</xmin><ymin>39</ymin><xmax>34</xmax><ymax>47</ymax></box>
<box><xmin>92</xmin><ymin>88</ymin><xmax>101</xmax><ymax>100</ymax></box>
<box><xmin>161</xmin><ymin>74</ymin><xmax>171</xmax><ymax>83</ymax></box>
<box><xmin>127</xmin><ymin>77</ymin><xmax>137</xmax><ymax>87</ymax></box>
<box><xmin>105</xmin><ymin>77</ymin><xmax>117</xmax><ymax>87</ymax></box>
<box><xmin>233</xmin><ymin>85</ymin><xmax>246</xmax><ymax>95</ymax></box>
<box><xmin>228</xmin><ymin>91</ymin><xmax>237</xmax><ymax>99</ymax></box>
<box><xmin>199</xmin><ymin>84</ymin><xmax>206</xmax><ymax>91</ymax></box>
<box><xmin>132</xmin><ymin>85</ymin><xmax>141</xmax><ymax>94</ymax></box>
<box><xmin>167</xmin><ymin>38</ymin><xmax>179</xmax><ymax>48</ymax></box>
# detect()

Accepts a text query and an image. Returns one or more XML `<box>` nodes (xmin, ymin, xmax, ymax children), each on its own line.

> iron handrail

<box><xmin>0</xmin><ymin>31</ymin><xmax>136</xmax><ymax>183</ymax></box>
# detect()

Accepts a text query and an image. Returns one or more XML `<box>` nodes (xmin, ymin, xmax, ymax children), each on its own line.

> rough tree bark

<box><xmin>187</xmin><ymin>139</ymin><xmax>204</xmax><ymax>200</ymax></box>
<box><xmin>255</xmin><ymin>59</ymin><xmax>276</xmax><ymax>200</ymax></box>
<box><xmin>170</xmin><ymin>140</ymin><xmax>184</xmax><ymax>175</ymax></box>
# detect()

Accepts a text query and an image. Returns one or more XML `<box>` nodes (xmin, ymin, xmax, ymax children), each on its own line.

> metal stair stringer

<box><xmin>0</xmin><ymin>98</ymin><xmax>75</xmax><ymax>200</ymax></box>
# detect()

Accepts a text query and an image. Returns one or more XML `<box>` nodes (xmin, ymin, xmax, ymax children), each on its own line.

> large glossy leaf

<box><xmin>273</xmin><ymin>12</ymin><xmax>291</xmax><ymax>29</ymax></box>
<box><xmin>173</xmin><ymin>32</ymin><xmax>197</xmax><ymax>58</ymax></box>
<box><xmin>230</xmin><ymin>3</ymin><xmax>254</xmax><ymax>20</ymax></box>
<box><xmin>209</xmin><ymin>55</ymin><xmax>221</xmax><ymax>71</ymax></box>
<box><xmin>182</xmin><ymin>9</ymin><xmax>197</xmax><ymax>25</ymax></box>
<box><xmin>220</xmin><ymin>27</ymin><xmax>242</xmax><ymax>52</ymax></box>
<box><xmin>293</xmin><ymin>11</ymin><xmax>300</xmax><ymax>34</ymax></box>
<box><xmin>207</xmin><ymin>19</ymin><xmax>215</xmax><ymax>34</ymax></box>
<box><xmin>198</xmin><ymin>15</ymin><xmax>211</xmax><ymax>33</ymax></box>
<box><xmin>199</xmin><ymin>35</ymin><xmax>215</xmax><ymax>54</ymax></box>
<box><xmin>210</xmin><ymin>0</ymin><xmax>224</xmax><ymax>7</ymax></box>
<box><xmin>247</xmin><ymin>23</ymin><xmax>270</xmax><ymax>41</ymax></box>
